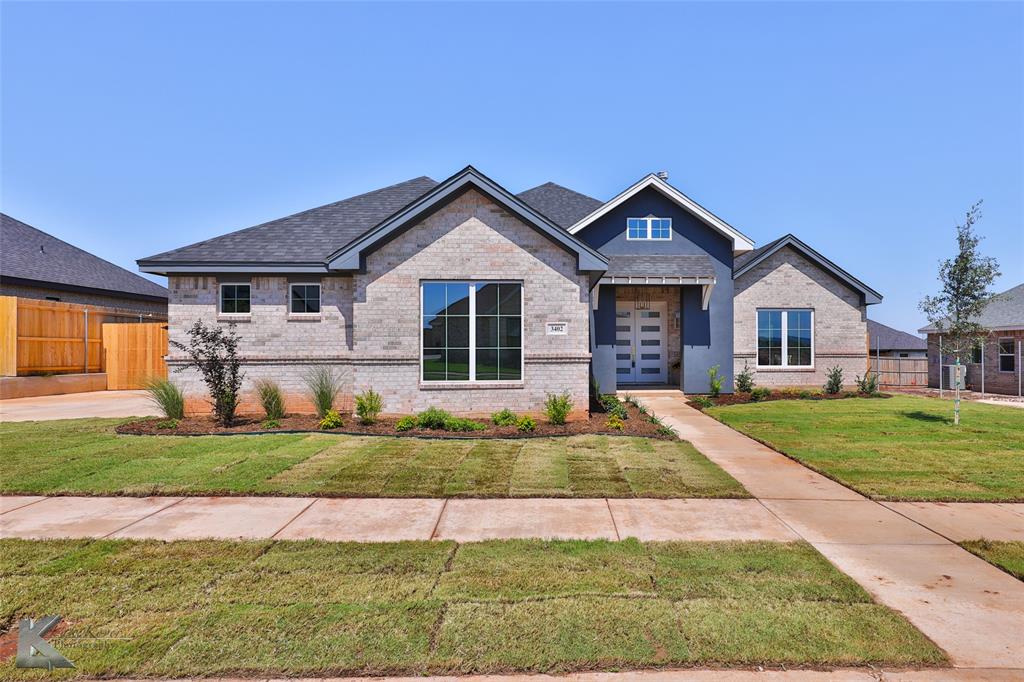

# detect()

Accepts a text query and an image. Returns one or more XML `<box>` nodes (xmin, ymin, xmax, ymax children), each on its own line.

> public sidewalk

<box><xmin>628</xmin><ymin>390</ymin><xmax>1024</xmax><ymax>671</ymax></box>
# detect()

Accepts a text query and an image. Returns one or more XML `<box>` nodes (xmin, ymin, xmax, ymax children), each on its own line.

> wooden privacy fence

<box><xmin>870</xmin><ymin>356</ymin><xmax>929</xmax><ymax>387</ymax></box>
<box><xmin>0</xmin><ymin>296</ymin><xmax>166</xmax><ymax>379</ymax></box>
<box><xmin>103</xmin><ymin>323</ymin><xmax>169</xmax><ymax>390</ymax></box>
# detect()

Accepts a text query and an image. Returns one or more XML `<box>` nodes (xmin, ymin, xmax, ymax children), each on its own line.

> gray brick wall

<box><xmin>733</xmin><ymin>245</ymin><xmax>868</xmax><ymax>388</ymax></box>
<box><xmin>928</xmin><ymin>330</ymin><xmax>1023</xmax><ymax>396</ymax></box>
<box><xmin>166</xmin><ymin>189</ymin><xmax>590</xmax><ymax>417</ymax></box>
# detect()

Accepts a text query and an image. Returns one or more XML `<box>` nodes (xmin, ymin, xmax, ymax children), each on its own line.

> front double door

<box><xmin>615</xmin><ymin>300</ymin><xmax>668</xmax><ymax>384</ymax></box>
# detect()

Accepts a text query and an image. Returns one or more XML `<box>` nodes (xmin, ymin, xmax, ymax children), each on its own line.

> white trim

<box><xmin>755</xmin><ymin>308</ymin><xmax>815</xmax><ymax>369</ymax></box>
<box><xmin>569</xmin><ymin>174</ymin><xmax>755</xmax><ymax>252</ymax></box>
<box><xmin>419</xmin><ymin>280</ymin><xmax>524</xmax><ymax>384</ymax></box>
<box><xmin>288</xmin><ymin>282</ymin><xmax>322</xmax><ymax>316</ymax></box>
<box><xmin>598</xmin><ymin>275</ymin><xmax>715</xmax><ymax>286</ymax></box>
<box><xmin>218</xmin><ymin>282</ymin><xmax>251</xmax><ymax>316</ymax></box>
<box><xmin>625</xmin><ymin>216</ymin><xmax>672</xmax><ymax>241</ymax></box>
<box><xmin>701</xmin><ymin>283</ymin><xmax>714</xmax><ymax>311</ymax></box>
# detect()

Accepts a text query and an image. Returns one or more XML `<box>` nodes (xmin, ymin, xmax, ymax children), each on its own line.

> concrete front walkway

<box><xmin>0</xmin><ymin>389</ymin><xmax>158</xmax><ymax>421</ymax></box>
<box><xmin>629</xmin><ymin>390</ymin><xmax>1024</xmax><ymax>671</ymax></box>
<box><xmin>0</xmin><ymin>495</ymin><xmax>798</xmax><ymax>542</ymax></box>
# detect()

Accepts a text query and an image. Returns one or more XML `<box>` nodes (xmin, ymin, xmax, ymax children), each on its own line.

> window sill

<box><xmin>287</xmin><ymin>314</ymin><xmax>322</xmax><ymax>322</ymax></box>
<box><xmin>217</xmin><ymin>315</ymin><xmax>251</xmax><ymax>323</ymax></box>
<box><xmin>755</xmin><ymin>366</ymin><xmax>816</xmax><ymax>372</ymax></box>
<box><xmin>419</xmin><ymin>381</ymin><xmax>525</xmax><ymax>390</ymax></box>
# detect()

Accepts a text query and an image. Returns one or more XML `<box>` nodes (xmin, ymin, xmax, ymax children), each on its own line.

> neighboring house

<box><xmin>867</xmin><ymin>320</ymin><xmax>927</xmax><ymax>358</ymax></box>
<box><xmin>139</xmin><ymin>166</ymin><xmax>882</xmax><ymax>416</ymax></box>
<box><xmin>1</xmin><ymin>213</ymin><xmax>168</xmax><ymax>314</ymax></box>
<box><xmin>919</xmin><ymin>283</ymin><xmax>1024</xmax><ymax>396</ymax></box>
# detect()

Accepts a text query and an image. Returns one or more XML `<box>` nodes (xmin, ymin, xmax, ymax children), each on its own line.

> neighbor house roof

<box><xmin>517</xmin><ymin>182</ymin><xmax>604</xmax><ymax>229</ymax></box>
<box><xmin>567</xmin><ymin>173</ymin><xmax>755</xmax><ymax>253</ymax></box>
<box><xmin>733</xmin><ymin>233</ymin><xmax>882</xmax><ymax>305</ymax></box>
<box><xmin>139</xmin><ymin>176</ymin><xmax>439</xmax><ymax>271</ymax></box>
<box><xmin>918</xmin><ymin>283</ymin><xmax>1024</xmax><ymax>333</ymax></box>
<box><xmin>867</xmin><ymin>320</ymin><xmax>927</xmax><ymax>352</ymax></box>
<box><xmin>1</xmin><ymin>213</ymin><xmax>168</xmax><ymax>301</ymax></box>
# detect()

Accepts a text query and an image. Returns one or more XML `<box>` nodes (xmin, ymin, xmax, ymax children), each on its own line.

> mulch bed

<box><xmin>689</xmin><ymin>390</ymin><xmax>892</xmax><ymax>410</ymax></box>
<box><xmin>116</xmin><ymin>400</ymin><xmax>676</xmax><ymax>440</ymax></box>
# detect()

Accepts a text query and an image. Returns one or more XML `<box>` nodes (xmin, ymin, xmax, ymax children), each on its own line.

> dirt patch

<box><xmin>689</xmin><ymin>390</ymin><xmax>892</xmax><ymax>410</ymax></box>
<box><xmin>115</xmin><ymin>401</ymin><xmax>676</xmax><ymax>440</ymax></box>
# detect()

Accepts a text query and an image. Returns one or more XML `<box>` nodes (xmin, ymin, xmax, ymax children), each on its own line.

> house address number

<box><xmin>546</xmin><ymin>322</ymin><xmax>568</xmax><ymax>335</ymax></box>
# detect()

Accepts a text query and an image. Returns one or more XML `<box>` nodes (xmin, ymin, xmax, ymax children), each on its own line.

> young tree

<box><xmin>170</xmin><ymin>321</ymin><xmax>244</xmax><ymax>426</ymax></box>
<box><xmin>919</xmin><ymin>201</ymin><xmax>1000</xmax><ymax>424</ymax></box>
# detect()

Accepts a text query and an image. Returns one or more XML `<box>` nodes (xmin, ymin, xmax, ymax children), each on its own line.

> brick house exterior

<box><xmin>921</xmin><ymin>283</ymin><xmax>1024</xmax><ymax>397</ymax></box>
<box><xmin>141</xmin><ymin>167</ymin><xmax>882</xmax><ymax>415</ymax></box>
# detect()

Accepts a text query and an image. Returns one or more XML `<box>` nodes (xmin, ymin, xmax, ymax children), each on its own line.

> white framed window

<box><xmin>219</xmin><ymin>283</ymin><xmax>251</xmax><ymax>315</ymax></box>
<box><xmin>998</xmin><ymin>338</ymin><xmax>1016</xmax><ymax>372</ymax></box>
<box><xmin>757</xmin><ymin>309</ymin><xmax>813</xmax><ymax>367</ymax></box>
<box><xmin>421</xmin><ymin>281</ymin><xmax>522</xmax><ymax>382</ymax></box>
<box><xmin>289</xmin><ymin>283</ymin><xmax>321</xmax><ymax>314</ymax></box>
<box><xmin>626</xmin><ymin>216</ymin><xmax>672</xmax><ymax>241</ymax></box>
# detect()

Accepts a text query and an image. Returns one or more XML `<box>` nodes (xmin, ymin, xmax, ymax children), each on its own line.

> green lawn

<box><xmin>0</xmin><ymin>419</ymin><xmax>745</xmax><ymax>498</ymax></box>
<box><xmin>960</xmin><ymin>540</ymin><xmax>1024</xmax><ymax>580</ymax></box>
<box><xmin>709</xmin><ymin>395</ymin><xmax>1024</xmax><ymax>502</ymax></box>
<box><xmin>0</xmin><ymin>538</ymin><xmax>944</xmax><ymax>677</ymax></box>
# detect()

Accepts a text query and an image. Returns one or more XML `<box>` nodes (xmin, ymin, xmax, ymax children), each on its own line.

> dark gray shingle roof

<box><xmin>867</xmin><ymin>320</ymin><xmax>927</xmax><ymax>352</ymax></box>
<box><xmin>1</xmin><ymin>213</ymin><xmax>168</xmax><ymax>300</ymax></box>
<box><xmin>140</xmin><ymin>176</ymin><xmax>439</xmax><ymax>265</ymax></box>
<box><xmin>517</xmin><ymin>182</ymin><xmax>604</xmax><ymax>229</ymax></box>
<box><xmin>733</xmin><ymin>235</ymin><xmax>786</xmax><ymax>271</ymax></box>
<box><xmin>604</xmin><ymin>254</ymin><xmax>716</xmax><ymax>279</ymax></box>
<box><xmin>919</xmin><ymin>283</ymin><xmax>1024</xmax><ymax>332</ymax></box>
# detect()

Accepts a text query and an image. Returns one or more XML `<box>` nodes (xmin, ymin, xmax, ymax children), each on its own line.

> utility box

<box><xmin>946</xmin><ymin>364</ymin><xmax>966</xmax><ymax>390</ymax></box>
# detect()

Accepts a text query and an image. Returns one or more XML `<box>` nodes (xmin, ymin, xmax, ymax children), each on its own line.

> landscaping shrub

<box><xmin>855</xmin><ymin>372</ymin><xmax>879</xmax><ymax>396</ymax></box>
<box><xmin>395</xmin><ymin>416</ymin><xmax>417</xmax><ymax>432</ymax></box>
<box><xmin>798</xmin><ymin>389</ymin><xmax>813</xmax><ymax>399</ymax></box>
<box><xmin>691</xmin><ymin>395</ymin><xmax>714</xmax><ymax>409</ymax></box>
<box><xmin>649</xmin><ymin>415</ymin><xmax>677</xmax><ymax>437</ymax></box>
<box><xmin>621</xmin><ymin>394</ymin><xmax>649</xmax><ymax>415</ymax></box>
<box><xmin>417</xmin><ymin>407</ymin><xmax>452</xmax><ymax>429</ymax></box>
<box><xmin>491</xmin><ymin>408</ymin><xmax>518</xmax><ymax>426</ymax></box>
<box><xmin>304</xmin><ymin>367</ymin><xmax>341</xmax><ymax>419</ymax></box>
<box><xmin>516</xmin><ymin>415</ymin><xmax>536</xmax><ymax>432</ymax></box>
<box><xmin>354</xmin><ymin>388</ymin><xmax>384</xmax><ymax>425</ymax></box>
<box><xmin>544</xmin><ymin>392</ymin><xmax>573</xmax><ymax>425</ymax></box>
<box><xmin>735</xmin><ymin>362</ymin><xmax>755</xmax><ymax>393</ymax></box>
<box><xmin>155</xmin><ymin>418</ymin><xmax>179</xmax><ymax>430</ymax></box>
<box><xmin>169</xmin><ymin>321</ymin><xmax>243</xmax><ymax>426</ymax></box>
<box><xmin>707</xmin><ymin>364</ymin><xmax>723</xmax><ymax>398</ymax></box>
<box><xmin>589</xmin><ymin>374</ymin><xmax>602</xmax><ymax>403</ymax></box>
<box><xmin>261</xmin><ymin>418</ymin><xmax>281</xmax><ymax>430</ymax></box>
<box><xmin>318</xmin><ymin>409</ymin><xmax>343</xmax><ymax>430</ymax></box>
<box><xmin>606</xmin><ymin>414</ymin><xmax>625</xmax><ymax>430</ymax></box>
<box><xmin>779</xmin><ymin>387</ymin><xmax>801</xmax><ymax>399</ymax></box>
<box><xmin>824</xmin><ymin>366</ymin><xmax>844</xmax><ymax>395</ymax></box>
<box><xmin>599</xmin><ymin>394</ymin><xmax>628</xmax><ymax>420</ymax></box>
<box><xmin>751</xmin><ymin>387</ymin><xmax>771</xmax><ymax>402</ymax></box>
<box><xmin>143</xmin><ymin>377</ymin><xmax>185</xmax><ymax>420</ymax></box>
<box><xmin>442</xmin><ymin>416</ymin><xmax>488</xmax><ymax>432</ymax></box>
<box><xmin>255</xmin><ymin>379</ymin><xmax>285</xmax><ymax>421</ymax></box>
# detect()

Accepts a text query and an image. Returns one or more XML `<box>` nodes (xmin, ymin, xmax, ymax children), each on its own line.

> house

<box><xmin>1</xmin><ymin>213</ymin><xmax>168</xmax><ymax>314</ymax></box>
<box><xmin>919</xmin><ymin>283</ymin><xmax>1023</xmax><ymax>396</ymax></box>
<box><xmin>867</xmin><ymin>320</ymin><xmax>927</xmax><ymax>358</ymax></box>
<box><xmin>138</xmin><ymin>167</ymin><xmax>882</xmax><ymax>416</ymax></box>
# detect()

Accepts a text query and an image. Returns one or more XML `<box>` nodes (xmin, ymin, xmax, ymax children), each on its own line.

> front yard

<box><xmin>0</xmin><ymin>538</ymin><xmax>944</xmax><ymax>677</ymax></box>
<box><xmin>0</xmin><ymin>419</ymin><xmax>745</xmax><ymax>498</ymax></box>
<box><xmin>709</xmin><ymin>395</ymin><xmax>1024</xmax><ymax>502</ymax></box>
<box><xmin>960</xmin><ymin>540</ymin><xmax>1024</xmax><ymax>580</ymax></box>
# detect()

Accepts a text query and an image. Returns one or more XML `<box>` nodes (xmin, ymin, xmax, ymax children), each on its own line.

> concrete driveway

<box><xmin>0</xmin><ymin>390</ymin><xmax>159</xmax><ymax>421</ymax></box>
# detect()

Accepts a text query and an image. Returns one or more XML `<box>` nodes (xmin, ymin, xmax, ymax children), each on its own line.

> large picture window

<box><xmin>422</xmin><ymin>282</ymin><xmax>522</xmax><ymax>382</ymax></box>
<box><xmin>757</xmin><ymin>309</ymin><xmax>813</xmax><ymax>367</ymax></box>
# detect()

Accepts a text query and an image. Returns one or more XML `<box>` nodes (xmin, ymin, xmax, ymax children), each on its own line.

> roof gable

<box><xmin>568</xmin><ymin>174</ymin><xmax>755</xmax><ymax>252</ymax></box>
<box><xmin>1</xmin><ymin>213</ymin><xmax>168</xmax><ymax>301</ymax></box>
<box><xmin>327</xmin><ymin>166</ymin><xmax>608</xmax><ymax>272</ymax></box>
<box><xmin>733</xmin><ymin>233</ymin><xmax>882</xmax><ymax>305</ymax></box>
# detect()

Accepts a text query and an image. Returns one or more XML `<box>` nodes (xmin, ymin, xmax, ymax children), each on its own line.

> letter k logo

<box><xmin>16</xmin><ymin>616</ymin><xmax>74</xmax><ymax>669</ymax></box>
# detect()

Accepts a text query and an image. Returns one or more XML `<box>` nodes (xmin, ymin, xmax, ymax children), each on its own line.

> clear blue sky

<box><xmin>3</xmin><ymin>1</ymin><xmax>1021</xmax><ymax>333</ymax></box>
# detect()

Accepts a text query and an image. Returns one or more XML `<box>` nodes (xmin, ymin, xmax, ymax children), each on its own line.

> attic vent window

<box><xmin>626</xmin><ymin>217</ymin><xmax>672</xmax><ymax>241</ymax></box>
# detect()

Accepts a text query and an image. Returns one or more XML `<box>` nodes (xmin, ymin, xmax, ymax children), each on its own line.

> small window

<box><xmin>625</xmin><ymin>216</ymin><xmax>672</xmax><ymax>240</ymax></box>
<box><xmin>45</xmin><ymin>296</ymin><xmax>61</xmax><ymax>302</ymax></box>
<box><xmin>757</xmin><ymin>309</ymin><xmax>813</xmax><ymax>367</ymax></box>
<box><xmin>290</xmin><ymin>284</ymin><xmax>321</xmax><ymax>314</ymax></box>
<box><xmin>899</xmin><ymin>352</ymin><xmax>910</xmax><ymax>358</ymax></box>
<box><xmin>220</xmin><ymin>284</ymin><xmax>251</xmax><ymax>314</ymax></box>
<box><xmin>999</xmin><ymin>338</ymin><xmax>1016</xmax><ymax>372</ymax></box>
